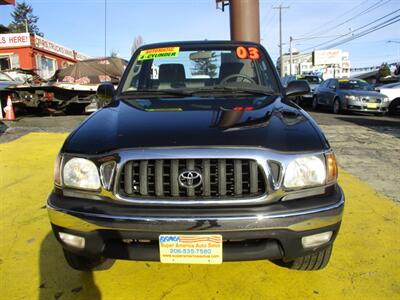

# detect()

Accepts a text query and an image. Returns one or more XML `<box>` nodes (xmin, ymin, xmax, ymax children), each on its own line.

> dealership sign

<box><xmin>0</xmin><ymin>33</ymin><xmax>30</xmax><ymax>48</ymax></box>
<box><xmin>34</xmin><ymin>35</ymin><xmax>75</xmax><ymax>59</ymax></box>
<box><xmin>313</xmin><ymin>49</ymin><xmax>342</xmax><ymax>65</ymax></box>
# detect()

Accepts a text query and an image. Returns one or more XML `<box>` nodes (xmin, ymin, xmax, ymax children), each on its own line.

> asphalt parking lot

<box><xmin>0</xmin><ymin>110</ymin><xmax>399</xmax><ymax>299</ymax></box>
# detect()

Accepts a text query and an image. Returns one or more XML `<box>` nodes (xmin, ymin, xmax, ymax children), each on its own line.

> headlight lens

<box><xmin>284</xmin><ymin>156</ymin><xmax>326</xmax><ymax>189</ymax></box>
<box><xmin>383</xmin><ymin>97</ymin><xmax>390</xmax><ymax>102</ymax></box>
<box><xmin>63</xmin><ymin>158</ymin><xmax>101</xmax><ymax>190</ymax></box>
<box><xmin>344</xmin><ymin>95</ymin><xmax>356</xmax><ymax>101</ymax></box>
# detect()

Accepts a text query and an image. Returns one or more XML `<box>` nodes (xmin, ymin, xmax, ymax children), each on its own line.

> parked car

<box><xmin>377</xmin><ymin>82</ymin><xmax>400</xmax><ymax>115</ymax></box>
<box><xmin>282</xmin><ymin>75</ymin><xmax>322</xmax><ymax>106</ymax></box>
<box><xmin>313</xmin><ymin>78</ymin><xmax>390</xmax><ymax>115</ymax></box>
<box><xmin>47</xmin><ymin>41</ymin><xmax>344</xmax><ymax>272</ymax></box>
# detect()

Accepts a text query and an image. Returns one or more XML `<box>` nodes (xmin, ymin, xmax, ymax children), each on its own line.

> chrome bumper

<box><xmin>47</xmin><ymin>187</ymin><xmax>344</xmax><ymax>234</ymax></box>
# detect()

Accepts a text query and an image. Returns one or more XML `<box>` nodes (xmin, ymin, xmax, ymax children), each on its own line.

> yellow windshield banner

<box><xmin>138</xmin><ymin>47</ymin><xmax>180</xmax><ymax>61</ymax></box>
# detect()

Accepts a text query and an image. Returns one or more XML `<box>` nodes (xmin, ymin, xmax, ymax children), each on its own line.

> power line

<box><xmin>309</xmin><ymin>0</ymin><xmax>392</xmax><ymax>38</ymax></box>
<box><xmin>299</xmin><ymin>9</ymin><xmax>400</xmax><ymax>52</ymax></box>
<box><xmin>300</xmin><ymin>0</ymin><xmax>369</xmax><ymax>37</ymax></box>
<box><xmin>321</xmin><ymin>16</ymin><xmax>400</xmax><ymax>50</ymax></box>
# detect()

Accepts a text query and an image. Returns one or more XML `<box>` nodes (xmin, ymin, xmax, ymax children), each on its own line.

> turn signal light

<box><xmin>325</xmin><ymin>152</ymin><xmax>338</xmax><ymax>183</ymax></box>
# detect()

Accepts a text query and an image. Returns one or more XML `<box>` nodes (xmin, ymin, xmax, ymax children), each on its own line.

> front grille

<box><xmin>118</xmin><ymin>159</ymin><xmax>266</xmax><ymax>199</ymax></box>
<box><xmin>362</xmin><ymin>98</ymin><xmax>381</xmax><ymax>103</ymax></box>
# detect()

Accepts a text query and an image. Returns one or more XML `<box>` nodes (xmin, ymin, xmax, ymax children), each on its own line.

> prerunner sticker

<box><xmin>138</xmin><ymin>47</ymin><xmax>180</xmax><ymax>61</ymax></box>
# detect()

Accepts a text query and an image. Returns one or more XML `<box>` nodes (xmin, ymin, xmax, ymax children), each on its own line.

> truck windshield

<box><xmin>121</xmin><ymin>45</ymin><xmax>279</xmax><ymax>94</ymax></box>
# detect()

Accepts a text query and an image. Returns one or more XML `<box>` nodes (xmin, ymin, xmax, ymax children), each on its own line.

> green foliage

<box><xmin>378</xmin><ymin>63</ymin><xmax>391</xmax><ymax>78</ymax></box>
<box><xmin>110</xmin><ymin>50</ymin><xmax>119</xmax><ymax>57</ymax></box>
<box><xmin>8</xmin><ymin>1</ymin><xmax>43</xmax><ymax>36</ymax></box>
<box><xmin>191</xmin><ymin>52</ymin><xmax>218</xmax><ymax>78</ymax></box>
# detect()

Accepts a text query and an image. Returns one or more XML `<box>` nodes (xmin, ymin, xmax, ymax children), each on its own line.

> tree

<box><xmin>191</xmin><ymin>52</ymin><xmax>218</xmax><ymax>78</ymax></box>
<box><xmin>378</xmin><ymin>63</ymin><xmax>391</xmax><ymax>78</ymax></box>
<box><xmin>110</xmin><ymin>49</ymin><xmax>118</xmax><ymax>57</ymax></box>
<box><xmin>131</xmin><ymin>35</ymin><xmax>144</xmax><ymax>55</ymax></box>
<box><xmin>8</xmin><ymin>1</ymin><xmax>43</xmax><ymax>36</ymax></box>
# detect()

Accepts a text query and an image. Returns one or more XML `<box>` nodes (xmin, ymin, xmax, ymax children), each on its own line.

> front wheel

<box><xmin>63</xmin><ymin>249</ymin><xmax>115</xmax><ymax>271</ymax></box>
<box><xmin>332</xmin><ymin>98</ymin><xmax>340</xmax><ymax>114</ymax></box>
<box><xmin>273</xmin><ymin>245</ymin><xmax>332</xmax><ymax>271</ymax></box>
<box><xmin>389</xmin><ymin>98</ymin><xmax>400</xmax><ymax>115</ymax></box>
<box><xmin>312</xmin><ymin>96</ymin><xmax>319</xmax><ymax>110</ymax></box>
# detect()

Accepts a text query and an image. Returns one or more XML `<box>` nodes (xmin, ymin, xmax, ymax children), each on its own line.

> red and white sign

<box><xmin>0</xmin><ymin>33</ymin><xmax>30</xmax><ymax>48</ymax></box>
<box><xmin>34</xmin><ymin>35</ymin><xmax>75</xmax><ymax>59</ymax></box>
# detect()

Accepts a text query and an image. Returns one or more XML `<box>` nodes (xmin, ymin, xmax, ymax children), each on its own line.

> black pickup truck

<box><xmin>47</xmin><ymin>41</ymin><xmax>344</xmax><ymax>271</ymax></box>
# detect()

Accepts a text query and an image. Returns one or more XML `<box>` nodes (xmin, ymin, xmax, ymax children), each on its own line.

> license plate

<box><xmin>159</xmin><ymin>234</ymin><xmax>223</xmax><ymax>264</ymax></box>
<box><xmin>367</xmin><ymin>103</ymin><xmax>378</xmax><ymax>109</ymax></box>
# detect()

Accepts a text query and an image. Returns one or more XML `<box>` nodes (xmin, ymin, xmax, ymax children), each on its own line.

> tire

<box><xmin>63</xmin><ymin>249</ymin><xmax>115</xmax><ymax>271</ymax></box>
<box><xmin>332</xmin><ymin>98</ymin><xmax>340</xmax><ymax>114</ymax></box>
<box><xmin>65</xmin><ymin>103</ymin><xmax>86</xmax><ymax>115</ymax></box>
<box><xmin>389</xmin><ymin>98</ymin><xmax>400</xmax><ymax>115</ymax></box>
<box><xmin>312</xmin><ymin>96</ymin><xmax>319</xmax><ymax>110</ymax></box>
<box><xmin>273</xmin><ymin>245</ymin><xmax>332</xmax><ymax>271</ymax></box>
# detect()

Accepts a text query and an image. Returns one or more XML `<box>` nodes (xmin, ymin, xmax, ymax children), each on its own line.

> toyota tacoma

<box><xmin>47</xmin><ymin>41</ymin><xmax>344</xmax><ymax>271</ymax></box>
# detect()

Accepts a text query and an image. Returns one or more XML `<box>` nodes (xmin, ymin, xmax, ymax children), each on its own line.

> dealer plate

<box><xmin>159</xmin><ymin>234</ymin><xmax>223</xmax><ymax>264</ymax></box>
<box><xmin>367</xmin><ymin>103</ymin><xmax>378</xmax><ymax>109</ymax></box>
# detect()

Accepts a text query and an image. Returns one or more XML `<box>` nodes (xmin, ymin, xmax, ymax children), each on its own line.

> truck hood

<box><xmin>63</xmin><ymin>95</ymin><xmax>327</xmax><ymax>154</ymax></box>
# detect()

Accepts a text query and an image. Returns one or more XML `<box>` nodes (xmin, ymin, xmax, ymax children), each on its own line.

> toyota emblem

<box><xmin>178</xmin><ymin>170</ymin><xmax>202</xmax><ymax>188</ymax></box>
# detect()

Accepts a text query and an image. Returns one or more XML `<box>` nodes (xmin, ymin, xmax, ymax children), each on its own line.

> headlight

<box><xmin>63</xmin><ymin>158</ymin><xmax>101</xmax><ymax>190</ymax></box>
<box><xmin>383</xmin><ymin>97</ymin><xmax>390</xmax><ymax>102</ymax></box>
<box><xmin>344</xmin><ymin>95</ymin><xmax>356</xmax><ymax>100</ymax></box>
<box><xmin>284</xmin><ymin>156</ymin><xmax>326</xmax><ymax>189</ymax></box>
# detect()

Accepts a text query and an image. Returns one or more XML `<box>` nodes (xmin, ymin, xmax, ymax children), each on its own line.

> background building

<box><xmin>277</xmin><ymin>49</ymin><xmax>350</xmax><ymax>79</ymax></box>
<box><xmin>0</xmin><ymin>32</ymin><xmax>91</xmax><ymax>79</ymax></box>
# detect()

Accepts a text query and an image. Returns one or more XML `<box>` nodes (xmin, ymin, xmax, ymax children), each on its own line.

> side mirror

<box><xmin>96</xmin><ymin>83</ymin><xmax>115</xmax><ymax>107</ymax></box>
<box><xmin>285</xmin><ymin>80</ymin><xmax>310</xmax><ymax>97</ymax></box>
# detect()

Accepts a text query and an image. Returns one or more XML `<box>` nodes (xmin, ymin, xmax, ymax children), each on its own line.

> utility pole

<box><xmin>216</xmin><ymin>0</ymin><xmax>260</xmax><ymax>43</ymax></box>
<box><xmin>273</xmin><ymin>5</ymin><xmax>289</xmax><ymax>77</ymax></box>
<box><xmin>289</xmin><ymin>36</ymin><xmax>293</xmax><ymax>75</ymax></box>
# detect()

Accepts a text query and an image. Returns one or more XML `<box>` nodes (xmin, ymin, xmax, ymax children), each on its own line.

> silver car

<box><xmin>313</xmin><ymin>78</ymin><xmax>390</xmax><ymax>115</ymax></box>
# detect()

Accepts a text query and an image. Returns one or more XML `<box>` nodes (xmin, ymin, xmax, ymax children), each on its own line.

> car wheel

<box><xmin>332</xmin><ymin>98</ymin><xmax>340</xmax><ymax>114</ymax></box>
<box><xmin>63</xmin><ymin>249</ymin><xmax>115</xmax><ymax>271</ymax></box>
<box><xmin>273</xmin><ymin>245</ymin><xmax>332</xmax><ymax>271</ymax></box>
<box><xmin>389</xmin><ymin>98</ymin><xmax>400</xmax><ymax>115</ymax></box>
<box><xmin>312</xmin><ymin>96</ymin><xmax>319</xmax><ymax>110</ymax></box>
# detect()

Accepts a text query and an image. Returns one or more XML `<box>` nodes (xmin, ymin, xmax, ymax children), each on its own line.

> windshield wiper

<box><xmin>189</xmin><ymin>85</ymin><xmax>278</xmax><ymax>96</ymax></box>
<box><xmin>121</xmin><ymin>89</ymin><xmax>192</xmax><ymax>97</ymax></box>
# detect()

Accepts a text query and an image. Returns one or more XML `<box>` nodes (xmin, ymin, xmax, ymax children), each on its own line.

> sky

<box><xmin>1</xmin><ymin>0</ymin><xmax>399</xmax><ymax>68</ymax></box>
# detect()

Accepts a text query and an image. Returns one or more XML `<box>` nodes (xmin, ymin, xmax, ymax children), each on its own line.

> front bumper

<box><xmin>47</xmin><ymin>185</ymin><xmax>344</xmax><ymax>261</ymax></box>
<box><xmin>346</xmin><ymin>100</ymin><xmax>389</xmax><ymax>113</ymax></box>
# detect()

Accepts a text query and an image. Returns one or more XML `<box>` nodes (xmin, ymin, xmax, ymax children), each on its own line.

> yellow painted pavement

<box><xmin>0</xmin><ymin>132</ymin><xmax>399</xmax><ymax>300</ymax></box>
